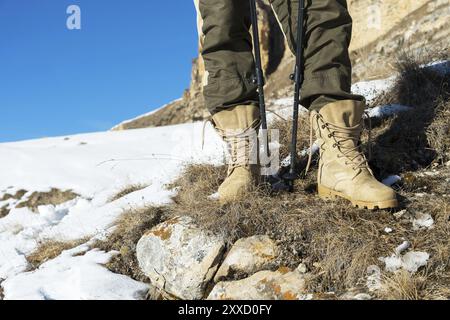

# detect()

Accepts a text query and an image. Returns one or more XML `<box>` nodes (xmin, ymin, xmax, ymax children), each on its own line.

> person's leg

<box><xmin>270</xmin><ymin>0</ymin><xmax>397</xmax><ymax>209</ymax></box>
<box><xmin>194</xmin><ymin>0</ymin><xmax>261</xmax><ymax>204</ymax></box>
<box><xmin>195</xmin><ymin>0</ymin><xmax>259</xmax><ymax>114</ymax></box>
<box><xmin>270</xmin><ymin>0</ymin><xmax>363</xmax><ymax>110</ymax></box>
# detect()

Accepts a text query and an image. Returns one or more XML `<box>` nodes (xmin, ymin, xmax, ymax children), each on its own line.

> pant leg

<box><xmin>269</xmin><ymin>0</ymin><xmax>364</xmax><ymax>110</ymax></box>
<box><xmin>195</xmin><ymin>0</ymin><xmax>258</xmax><ymax>115</ymax></box>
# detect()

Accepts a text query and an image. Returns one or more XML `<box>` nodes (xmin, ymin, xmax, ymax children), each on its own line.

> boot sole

<box><xmin>318</xmin><ymin>184</ymin><xmax>398</xmax><ymax>210</ymax></box>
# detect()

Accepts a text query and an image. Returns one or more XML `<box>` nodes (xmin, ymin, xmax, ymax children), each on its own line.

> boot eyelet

<box><xmin>333</xmin><ymin>144</ymin><xmax>337</xmax><ymax>148</ymax></box>
<box><xmin>322</xmin><ymin>125</ymin><xmax>326</xmax><ymax>129</ymax></box>
<box><xmin>328</xmin><ymin>134</ymin><xmax>332</xmax><ymax>138</ymax></box>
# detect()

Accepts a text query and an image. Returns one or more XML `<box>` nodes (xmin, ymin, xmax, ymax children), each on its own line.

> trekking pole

<box><xmin>283</xmin><ymin>0</ymin><xmax>306</xmax><ymax>192</ymax></box>
<box><xmin>249</xmin><ymin>0</ymin><xmax>270</xmax><ymax>182</ymax></box>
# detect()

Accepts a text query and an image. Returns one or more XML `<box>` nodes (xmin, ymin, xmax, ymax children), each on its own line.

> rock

<box><xmin>214</xmin><ymin>235</ymin><xmax>278</xmax><ymax>282</ymax></box>
<box><xmin>136</xmin><ymin>216</ymin><xmax>225</xmax><ymax>300</ymax></box>
<box><xmin>208</xmin><ymin>267</ymin><xmax>308</xmax><ymax>300</ymax></box>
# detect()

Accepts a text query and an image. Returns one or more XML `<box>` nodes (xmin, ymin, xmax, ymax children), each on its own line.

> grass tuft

<box><xmin>109</xmin><ymin>184</ymin><xmax>149</xmax><ymax>202</ymax></box>
<box><xmin>94</xmin><ymin>206</ymin><xmax>165</xmax><ymax>283</ymax></box>
<box><xmin>27</xmin><ymin>238</ymin><xmax>89</xmax><ymax>269</ymax></box>
<box><xmin>16</xmin><ymin>189</ymin><xmax>78</xmax><ymax>212</ymax></box>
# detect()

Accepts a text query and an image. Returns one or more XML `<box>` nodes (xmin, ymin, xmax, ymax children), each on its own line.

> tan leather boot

<box><xmin>310</xmin><ymin>100</ymin><xmax>398</xmax><ymax>210</ymax></box>
<box><xmin>212</xmin><ymin>105</ymin><xmax>261</xmax><ymax>204</ymax></box>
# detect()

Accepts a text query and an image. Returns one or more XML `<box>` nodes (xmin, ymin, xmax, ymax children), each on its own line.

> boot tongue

<box><xmin>319</xmin><ymin>100</ymin><xmax>365</xmax><ymax>127</ymax></box>
<box><xmin>212</xmin><ymin>105</ymin><xmax>260</xmax><ymax>130</ymax></box>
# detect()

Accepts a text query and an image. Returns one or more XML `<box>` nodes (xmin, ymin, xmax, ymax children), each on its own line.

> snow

<box><xmin>380</xmin><ymin>251</ymin><xmax>430</xmax><ymax>273</ymax></box>
<box><xmin>365</xmin><ymin>104</ymin><xmax>410</xmax><ymax>119</ymax></box>
<box><xmin>352</xmin><ymin>76</ymin><xmax>396</xmax><ymax>103</ymax></box>
<box><xmin>0</xmin><ymin>122</ymin><xmax>223</xmax><ymax>197</ymax></box>
<box><xmin>380</xmin><ymin>241</ymin><xmax>429</xmax><ymax>273</ymax></box>
<box><xmin>2</xmin><ymin>244</ymin><xmax>149</xmax><ymax>300</ymax></box>
<box><xmin>382</xmin><ymin>175</ymin><xmax>402</xmax><ymax>186</ymax></box>
<box><xmin>424</xmin><ymin>60</ymin><xmax>450</xmax><ymax>75</ymax></box>
<box><xmin>268</xmin><ymin>97</ymin><xmax>308</xmax><ymax>122</ymax></box>
<box><xmin>412</xmin><ymin>213</ymin><xmax>434</xmax><ymax>230</ymax></box>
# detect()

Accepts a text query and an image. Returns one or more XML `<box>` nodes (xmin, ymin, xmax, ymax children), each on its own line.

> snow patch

<box><xmin>351</xmin><ymin>76</ymin><xmax>396</xmax><ymax>103</ymax></box>
<box><xmin>365</xmin><ymin>104</ymin><xmax>410</xmax><ymax>119</ymax></box>
<box><xmin>380</xmin><ymin>251</ymin><xmax>430</xmax><ymax>273</ymax></box>
<box><xmin>382</xmin><ymin>175</ymin><xmax>402</xmax><ymax>186</ymax></box>
<box><xmin>2</xmin><ymin>244</ymin><xmax>149</xmax><ymax>300</ymax></box>
<box><xmin>379</xmin><ymin>241</ymin><xmax>429</xmax><ymax>273</ymax></box>
<box><xmin>412</xmin><ymin>213</ymin><xmax>434</xmax><ymax>230</ymax></box>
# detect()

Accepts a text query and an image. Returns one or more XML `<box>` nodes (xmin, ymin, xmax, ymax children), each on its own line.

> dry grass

<box><xmin>369</xmin><ymin>53</ymin><xmax>450</xmax><ymax>177</ymax></box>
<box><xmin>16</xmin><ymin>189</ymin><xmax>78</xmax><ymax>212</ymax></box>
<box><xmin>0</xmin><ymin>190</ymin><xmax>28</xmax><ymax>218</ymax></box>
<box><xmin>109</xmin><ymin>184</ymin><xmax>148</xmax><ymax>202</ymax></box>
<box><xmin>378</xmin><ymin>270</ymin><xmax>426</xmax><ymax>300</ymax></box>
<box><xmin>427</xmin><ymin>98</ymin><xmax>450</xmax><ymax>164</ymax></box>
<box><xmin>0</xmin><ymin>189</ymin><xmax>27</xmax><ymax>202</ymax></box>
<box><xmin>270</xmin><ymin>115</ymin><xmax>310</xmax><ymax>162</ymax></box>
<box><xmin>0</xmin><ymin>205</ymin><xmax>9</xmax><ymax>219</ymax></box>
<box><xmin>27</xmin><ymin>238</ymin><xmax>89</xmax><ymax>269</ymax></box>
<box><xmin>94</xmin><ymin>206</ymin><xmax>165</xmax><ymax>283</ymax></box>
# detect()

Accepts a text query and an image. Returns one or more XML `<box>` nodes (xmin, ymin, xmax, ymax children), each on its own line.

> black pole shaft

<box><xmin>249</xmin><ymin>0</ymin><xmax>270</xmax><ymax>170</ymax></box>
<box><xmin>288</xmin><ymin>0</ymin><xmax>306</xmax><ymax>190</ymax></box>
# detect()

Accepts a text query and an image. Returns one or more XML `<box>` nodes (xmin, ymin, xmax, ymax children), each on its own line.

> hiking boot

<box><xmin>310</xmin><ymin>100</ymin><xmax>398</xmax><ymax>210</ymax></box>
<box><xmin>212</xmin><ymin>105</ymin><xmax>261</xmax><ymax>204</ymax></box>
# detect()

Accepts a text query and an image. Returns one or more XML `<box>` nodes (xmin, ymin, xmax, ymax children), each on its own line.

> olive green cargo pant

<box><xmin>194</xmin><ymin>0</ymin><xmax>364</xmax><ymax>114</ymax></box>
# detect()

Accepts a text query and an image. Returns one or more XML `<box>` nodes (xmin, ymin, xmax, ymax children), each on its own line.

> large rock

<box><xmin>136</xmin><ymin>216</ymin><xmax>225</xmax><ymax>300</ymax></box>
<box><xmin>208</xmin><ymin>267</ymin><xmax>308</xmax><ymax>300</ymax></box>
<box><xmin>214</xmin><ymin>235</ymin><xmax>278</xmax><ymax>282</ymax></box>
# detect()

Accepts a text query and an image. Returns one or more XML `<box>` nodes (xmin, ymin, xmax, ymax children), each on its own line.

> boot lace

<box><xmin>305</xmin><ymin>111</ymin><xmax>372</xmax><ymax>179</ymax></box>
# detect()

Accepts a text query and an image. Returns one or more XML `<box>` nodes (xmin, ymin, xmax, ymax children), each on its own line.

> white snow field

<box><xmin>2</xmin><ymin>62</ymin><xmax>447</xmax><ymax>299</ymax></box>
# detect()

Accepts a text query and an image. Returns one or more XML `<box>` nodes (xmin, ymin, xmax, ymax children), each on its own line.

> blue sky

<box><xmin>0</xmin><ymin>0</ymin><xmax>198</xmax><ymax>142</ymax></box>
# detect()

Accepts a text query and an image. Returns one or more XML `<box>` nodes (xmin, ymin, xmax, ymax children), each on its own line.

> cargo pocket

<box><xmin>203</xmin><ymin>76</ymin><xmax>258</xmax><ymax>113</ymax></box>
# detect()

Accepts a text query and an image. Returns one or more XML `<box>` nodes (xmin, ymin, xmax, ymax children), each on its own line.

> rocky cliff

<box><xmin>113</xmin><ymin>0</ymin><xmax>449</xmax><ymax>130</ymax></box>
